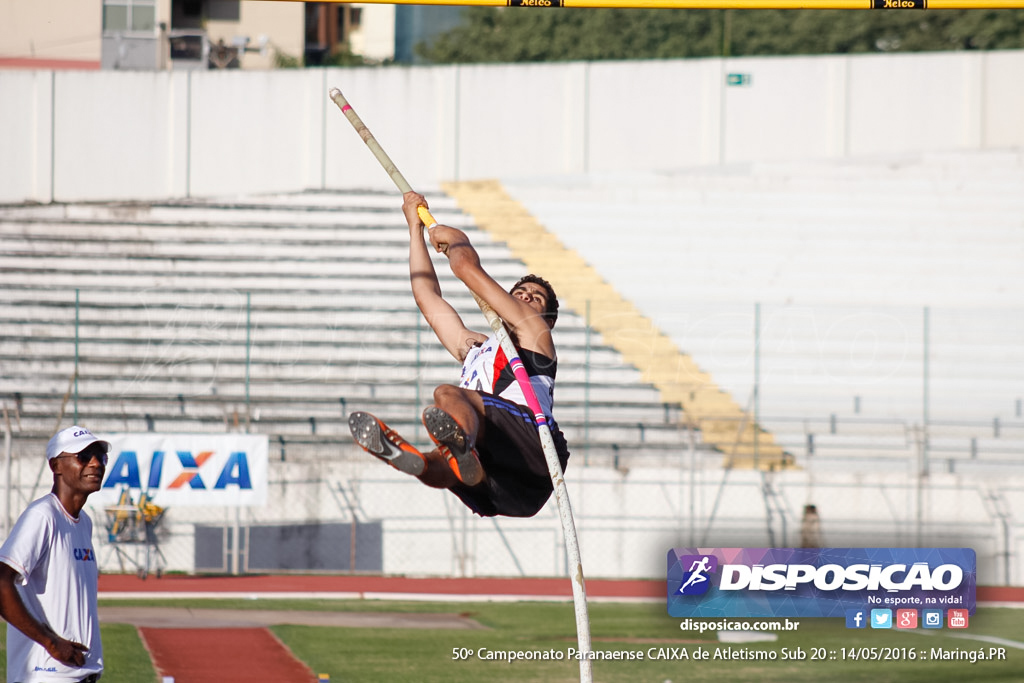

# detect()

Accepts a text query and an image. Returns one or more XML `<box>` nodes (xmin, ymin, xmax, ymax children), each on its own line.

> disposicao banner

<box><xmin>668</xmin><ymin>547</ymin><xmax>976</xmax><ymax>619</ymax></box>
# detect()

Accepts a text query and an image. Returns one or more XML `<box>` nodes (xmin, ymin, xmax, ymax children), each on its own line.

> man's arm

<box><xmin>0</xmin><ymin>562</ymin><xmax>89</xmax><ymax>667</ymax></box>
<box><xmin>427</xmin><ymin>223</ymin><xmax>555</xmax><ymax>358</ymax></box>
<box><xmin>403</xmin><ymin>192</ymin><xmax>487</xmax><ymax>361</ymax></box>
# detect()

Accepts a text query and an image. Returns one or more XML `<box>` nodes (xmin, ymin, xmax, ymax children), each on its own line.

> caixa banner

<box><xmin>96</xmin><ymin>433</ymin><xmax>268</xmax><ymax>507</ymax></box>
<box><xmin>667</xmin><ymin>548</ymin><xmax>975</xmax><ymax>618</ymax></box>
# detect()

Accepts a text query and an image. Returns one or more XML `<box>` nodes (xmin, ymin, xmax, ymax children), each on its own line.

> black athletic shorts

<box><xmin>449</xmin><ymin>392</ymin><xmax>571</xmax><ymax>518</ymax></box>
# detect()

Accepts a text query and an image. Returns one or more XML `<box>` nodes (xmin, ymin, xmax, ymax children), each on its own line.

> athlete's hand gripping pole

<box><xmin>328</xmin><ymin>86</ymin><xmax>593</xmax><ymax>683</ymax></box>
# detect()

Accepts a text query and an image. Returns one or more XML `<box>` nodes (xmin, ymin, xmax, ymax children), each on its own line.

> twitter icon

<box><xmin>870</xmin><ymin>609</ymin><xmax>892</xmax><ymax>629</ymax></box>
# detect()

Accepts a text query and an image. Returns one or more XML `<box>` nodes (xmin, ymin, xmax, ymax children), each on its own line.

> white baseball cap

<box><xmin>46</xmin><ymin>426</ymin><xmax>111</xmax><ymax>461</ymax></box>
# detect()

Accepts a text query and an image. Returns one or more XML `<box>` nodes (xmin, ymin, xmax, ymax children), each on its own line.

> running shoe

<box><xmin>348</xmin><ymin>412</ymin><xmax>425</xmax><ymax>476</ymax></box>
<box><xmin>422</xmin><ymin>406</ymin><xmax>483</xmax><ymax>486</ymax></box>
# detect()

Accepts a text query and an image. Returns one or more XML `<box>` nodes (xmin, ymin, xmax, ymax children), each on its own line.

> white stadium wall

<box><xmin>719</xmin><ymin>56</ymin><xmax>849</xmax><ymax>162</ymax></box>
<box><xmin>454</xmin><ymin>62</ymin><xmax>590</xmax><ymax>178</ymax></box>
<box><xmin>51</xmin><ymin>71</ymin><xmax>188</xmax><ymax>201</ymax></box>
<box><xmin>846</xmin><ymin>52</ymin><xmax>985</xmax><ymax>157</ymax></box>
<box><xmin>2</xmin><ymin>50</ymin><xmax>1024</xmax><ymax>204</ymax></box>
<box><xmin>981</xmin><ymin>50</ymin><xmax>1024</xmax><ymax>149</ymax></box>
<box><xmin>320</xmin><ymin>65</ymin><xmax>460</xmax><ymax>193</ymax></box>
<box><xmin>586</xmin><ymin>59</ymin><xmax>718</xmax><ymax>170</ymax></box>
<box><xmin>186</xmin><ymin>69</ymin><xmax>325</xmax><ymax>197</ymax></box>
<box><xmin>0</xmin><ymin>70</ymin><xmax>54</xmax><ymax>202</ymax></box>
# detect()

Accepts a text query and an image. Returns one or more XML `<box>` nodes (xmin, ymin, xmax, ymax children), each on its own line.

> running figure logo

<box><xmin>677</xmin><ymin>554</ymin><xmax>718</xmax><ymax>595</ymax></box>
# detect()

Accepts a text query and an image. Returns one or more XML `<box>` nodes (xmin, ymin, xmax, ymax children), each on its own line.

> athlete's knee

<box><xmin>432</xmin><ymin>385</ymin><xmax>485</xmax><ymax>425</ymax></box>
<box><xmin>432</xmin><ymin>384</ymin><xmax>466</xmax><ymax>406</ymax></box>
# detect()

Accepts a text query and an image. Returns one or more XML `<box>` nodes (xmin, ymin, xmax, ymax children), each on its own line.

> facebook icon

<box><xmin>845</xmin><ymin>609</ymin><xmax>867</xmax><ymax>629</ymax></box>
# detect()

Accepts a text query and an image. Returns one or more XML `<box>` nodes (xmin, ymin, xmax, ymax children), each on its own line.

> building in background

<box><xmin>104</xmin><ymin>0</ymin><xmax>305</xmax><ymax>70</ymax></box>
<box><xmin>2</xmin><ymin>0</ymin><xmax>463</xmax><ymax>70</ymax></box>
<box><xmin>1</xmin><ymin>0</ymin><xmax>464</xmax><ymax>70</ymax></box>
<box><xmin>1</xmin><ymin>0</ymin><xmax>304</xmax><ymax>71</ymax></box>
<box><xmin>303</xmin><ymin>1</ymin><xmax>369</xmax><ymax>64</ymax></box>
<box><xmin>0</xmin><ymin>0</ymin><xmax>103</xmax><ymax>69</ymax></box>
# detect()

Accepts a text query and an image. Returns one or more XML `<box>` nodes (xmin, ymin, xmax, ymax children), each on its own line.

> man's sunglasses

<box><xmin>56</xmin><ymin>444</ymin><xmax>109</xmax><ymax>467</ymax></box>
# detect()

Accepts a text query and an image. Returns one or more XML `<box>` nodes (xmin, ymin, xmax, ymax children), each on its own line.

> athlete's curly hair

<box><xmin>510</xmin><ymin>274</ymin><xmax>559</xmax><ymax>326</ymax></box>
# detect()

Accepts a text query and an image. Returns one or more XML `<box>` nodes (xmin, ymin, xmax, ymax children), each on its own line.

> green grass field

<box><xmin>1</xmin><ymin>599</ymin><xmax>1020</xmax><ymax>682</ymax></box>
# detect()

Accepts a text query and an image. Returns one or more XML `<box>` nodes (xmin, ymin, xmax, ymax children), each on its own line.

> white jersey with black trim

<box><xmin>458</xmin><ymin>332</ymin><xmax>557</xmax><ymax>418</ymax></box>
<box><xmin>0</xmin><ymin>493</ymin><xmax>103</xmax><ymax>683</ymax></box>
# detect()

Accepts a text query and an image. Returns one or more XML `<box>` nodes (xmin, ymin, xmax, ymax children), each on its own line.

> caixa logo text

<box><xmin>101</xmin><ymin>450</ymin><xmax>253</xmax><ymax>490</ymax></box>
<box><xmin>719</xmin><ymin>562</ymin><xmax>964</xmax><ymax>592</ymax></box>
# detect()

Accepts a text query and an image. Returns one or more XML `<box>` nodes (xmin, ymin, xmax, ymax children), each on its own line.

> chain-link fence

<box><xmin>2</xmin><ymin>287</ymin><xmax>1022</xmax><ymax>583</ymax></box>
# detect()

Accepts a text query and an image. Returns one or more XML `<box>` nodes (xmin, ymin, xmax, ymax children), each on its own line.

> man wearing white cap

<box><xmin>0</xmin><ymin>426</ymin><xmax>109</xmax><ymax>683</ymax></box>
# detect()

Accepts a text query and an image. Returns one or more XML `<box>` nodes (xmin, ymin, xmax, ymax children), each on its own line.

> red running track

<box><xmin>113</xmin><ymin>574</ymin><xmax>668</xmax><ymax>683</ymax></box>
<box><xmin>140</xmin><ymin>627</ymin><xmax>316</xmax><ymax>683</ymax></box>
<box><xmin>99</xmin><ymin>573</ymin><xmax>669</xmax><ymax>600</ymax></box>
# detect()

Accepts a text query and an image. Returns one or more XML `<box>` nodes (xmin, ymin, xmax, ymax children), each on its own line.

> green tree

<box><xmin>418</xmin><ymin>8</ymin><xmax>1024</xmax><ymax>63</ymax></box>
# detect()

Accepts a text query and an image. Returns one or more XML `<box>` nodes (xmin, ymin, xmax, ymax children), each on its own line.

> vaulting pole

<box><xmin>329</xmin><ymin>87</ymin><xmax>594</xmax><ymax>683</ymax></box>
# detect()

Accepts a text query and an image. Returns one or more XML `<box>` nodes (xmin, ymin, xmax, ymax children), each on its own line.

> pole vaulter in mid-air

<box><xmin>349</xmin><ymin>190</ymin><xmax>570</xmax><ymax>522</ymax></box>
<box><xmin>328</xmin><ymin>88</ymin><xmax>594</xmax><ymax>683</ymax></box>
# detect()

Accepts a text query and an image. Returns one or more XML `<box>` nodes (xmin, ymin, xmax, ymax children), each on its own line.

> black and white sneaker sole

<box><xmin>349</xmin><ymin>411</ymin><xmax>425</xmax><ymax>476</ymax></box>
<box><xmin>422</xmin><ymin>406</ymin><xmax>482</xmax><ymax>486</ymax></box>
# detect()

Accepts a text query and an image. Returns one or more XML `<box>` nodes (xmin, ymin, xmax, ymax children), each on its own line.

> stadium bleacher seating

<box><xmin>2</xmin><ymin>154</ymin><xmax>1022</xmax><ymax>581</ymax></box>
<box><xmin>0</xmin><ymin>189</ymin><xmax>709</xmax><ymax>469</ymax></box>
<box><xmin>500</xmin><ymin>149</ymin><xmax>1024</xmax><ymax>473</ymax></box>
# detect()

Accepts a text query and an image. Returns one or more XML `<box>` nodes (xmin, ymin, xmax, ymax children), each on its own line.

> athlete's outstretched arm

<box><xmin>427</xmin><ymin>223</ymin><xmax>554</xmax><ymax>358</ymax></box>
<box><xmin>403</xmin><ymin>192</ymin><xmax>486</xmax><ymax>361</ymax></box>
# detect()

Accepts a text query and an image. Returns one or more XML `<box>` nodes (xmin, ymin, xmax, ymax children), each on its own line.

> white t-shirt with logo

<box><xmin>0</xmin><ymin>493</ymin><xmax>103</xmax><ymax>682</ymax></box>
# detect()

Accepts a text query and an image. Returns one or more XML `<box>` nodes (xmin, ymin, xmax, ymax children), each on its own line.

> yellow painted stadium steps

<box><xmin>442</xmin><ymin>179</ymin><xmax>792</xmax><ymax>470</ymax></box>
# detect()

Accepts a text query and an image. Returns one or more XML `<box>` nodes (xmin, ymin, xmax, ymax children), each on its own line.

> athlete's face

<box><xmin>511</xmin><ymin>282</ymin><xmax>550</xmax><ymax>320</ymax></box>
<box><xmin>51</xmin><ymin>441</ymin><xmax>107</xmax><ymax>495</ymax></box>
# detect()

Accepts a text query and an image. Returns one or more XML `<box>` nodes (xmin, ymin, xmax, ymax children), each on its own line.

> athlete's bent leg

<box><xmin>417</xmin><ymin>386</ymin><xmax>487</xmax><ymax>487</ymax></box>
<box><xmin>431</xmin><ymin>385</ymin><xmax>486</xmax><ymax>443</ymax></box>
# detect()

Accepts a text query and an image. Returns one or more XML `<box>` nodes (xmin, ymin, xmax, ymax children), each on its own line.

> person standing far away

<box><xmin>799</xmin><ymin>503</ymin><xmax>824</xmax><ymax>548</ymax></box>
<box><xmin>0</xmin><ymin>425</ymin><xmax>109</xmax><ymax>683</ymax></box>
